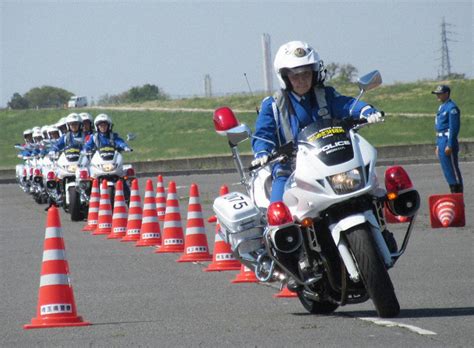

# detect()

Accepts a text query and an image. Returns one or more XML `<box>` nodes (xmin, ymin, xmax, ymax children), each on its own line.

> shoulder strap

<box><xmin>273</xmin><ymin>90</ymin><xmax>294</xmax><ymax>145</ymax></box>
<box><xmin>314</xmin><ymin>87</ymin><xmax>332</xmax><ymax>119</ymax></box>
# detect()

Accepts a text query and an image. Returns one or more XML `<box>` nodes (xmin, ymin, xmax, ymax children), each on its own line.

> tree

<box><xmin>7</xmin><ymin>93</ymin><xmax>29</xmax><ymax>109</ymax></box>
<box><xmin>325</xmin><ymin>62</ymin><xmax>339</xmax><ymax>80</ymax></box>
<box><xmin>24</xmin><ymin>86</ymin><xmax>73</xmax><ymax>108</ymax></box>
<box><xmin>97</xmin><ymin>83</ymin><xmax>169</xmax><ymax>105</ymax></box>
<box><xmin>337</xmin><ymin>64</ymin><xmax>358</xmax><ymax>83</ymax></box>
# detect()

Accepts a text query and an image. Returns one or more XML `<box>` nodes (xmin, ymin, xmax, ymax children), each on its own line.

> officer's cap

<box><xmin>431</xmin><ymin>85</ymin><xmax>450</xmax><ymax>94</ymax></box>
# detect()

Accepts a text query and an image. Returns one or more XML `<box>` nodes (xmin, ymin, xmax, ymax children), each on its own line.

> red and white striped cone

<box><xmin>121</xmin><ymin>179</ymin><xmax>142</xmax><ymax>242</ymax></box>
<box><xmin>177</xmin><ymin>183</ymin><xmax>212</xmax><ymax>262</ymax></box>
<box><xmin>107</xmin><ymin>180</ymin><xmax>128</xmax><ymax>239</ymax></box>
<box><xmin>154</xmin><ymin>181</ymin><xmax>185</xmax><ymax>253</ymax></box>
<box><xmin>155</xmin><ymin>175</ymin><xmax>166</xmax><ymax>222</ymax></box>
<box><xmin>82</xmin><ymin>179</ymin><xmax>99</xmax><ymax>232</ymax></box>
<box><xmin>92</xmin><ymin>180</ymin><xmax>112</xmax><ymax>235</ymax></box>
<box><xmin>231</xmin><ymin>264</ymin><xmax>259</xmax><ymax>283</ymax></box>
<box><xmin>273</xmin><ymin>285</ymin><xmax>298</xmax><ymax>298</ymax></box>
<box><xmin>204</xmin><ymin>223</ymin><xmax>241</xmax><ymax>272</ymax></box>
<box><xmin>24</xmin><ymin>206</ymin><xmax>90</xmax><ymax>329</ymax></box>
<box><xmin>136</xmin><ymin>179</ymin><xmax>162</xmax><ymax>247</ymax></box>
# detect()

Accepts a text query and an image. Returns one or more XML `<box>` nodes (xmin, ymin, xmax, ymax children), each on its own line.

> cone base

<box><xmin>92</xmin><ymin>230</ymin><xmax>111</xmax><ymax>236</ymax></box>
<box><xmin>231</xmin><ymin>275</ymin><xmax>259</xmax><ymax>283</ymax></box>
<box><xmin>24</xmin><ymin>316</ymin><xmax>90</xmax><ymax>329</ymax></box>
<box><xmin>273</xmin><ymin>288</ymin><xmax>298</xmax><ymax>298</ymax></box>
<box><xmin>177</xmin><ymin>253</ymin><xmax>213</xmax><ymax>262</ymax></box>
<box><xmin>203</xmin><ymin>262</ymin><xmax>241</xmax><ymax>272</ymax></box>
<box><xmin>154</xmin><ymin>246</ymin><xmax>185</xmax><ymax>253</ymax></box>
<box><xmin>82</xmin><ymin>225</ymin><xmax>94</xmax><ymax>232</ymax></box>
<box><xmin>121</xmin><ymin>235</ymin><xmax>140</xmax><ymax>242</ymax></box>
<box><xmin>135</xmin><ymin>240</ymin><xmax>162</xmax><ymax>247</ymax></box>
<box><xmin>107</xmin><ymin>233</ymin><xmax>126</xmax><ymax>239</ymax></box>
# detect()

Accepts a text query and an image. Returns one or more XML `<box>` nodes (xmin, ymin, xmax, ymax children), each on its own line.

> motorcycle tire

<box><xmin>345</xmin><ymin>223</ymin><xmax>400</xmax><ymax>318</ymax></box>
<box><xmin>68</xmin><ymin>187</ymin><xmax>84</xmax><ymax>222</ymax></box>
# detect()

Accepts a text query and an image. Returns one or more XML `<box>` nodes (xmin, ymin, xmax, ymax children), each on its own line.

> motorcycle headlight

<box><xmin>101</xmin><ymin>163</ymin><xmax>116</xmax><ymax>172</ymax></box>
<box><xmin>328</xmin><ymin>167</ymin><xmax>364</xmax><ymax>195</ymax></box>
<box><xmin>67</xmin><ymin>164</ymin><xmax>78</xmax><ymax>173</ymax></box>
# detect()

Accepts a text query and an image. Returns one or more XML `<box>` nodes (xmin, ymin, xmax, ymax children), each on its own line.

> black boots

<box><xmin>450</xmin><ymin>184</ymin><xmax>464</xmax><ymax>193</ymax></box>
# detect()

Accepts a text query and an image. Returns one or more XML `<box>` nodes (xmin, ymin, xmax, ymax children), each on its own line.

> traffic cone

<box><xmin>204</xmin><ymin>224</ymin><xmax>241</xmax><ymax>272</ymax></box>
<box><xmin>121</xmin><ymin>179</ymin><xmax>142</xmax><ymax>242</ymax></box>
<box><xmin>24</xmin><ymin>206</ymin><xmax>90</xmax><ymax>329</ymax></box>
<box><xmin>155</xmin><ymin>175</ymin><xmax>166</xmax><ymax>222</ymax></box>
<box><xmin>273</xmin><ymin>285</ymin><xmax>298</xmax><ymax>298</ymax></box>
<box><xmin>92</xmin><ymin>180</ymin><xmax>112</xmax><ymax>235</ymax></box>
<box><xmin>384</xmin><ymin>205</ymin><xmax>410</xmax><ymax>224</ymax></box>
<box><xmin>136</xmin><ymin>179</ymin><xmax>162</xmax><ymax>247</ymax></box>
<box><xmin>82</xmin><ymin>179</ymin><xmax>99</xmax><ymax>232</ymax></box>
<box><xmin>107</xmin><ymin>180</ymin><xmax>128</xmax><ymax>239</ymax></box>
<box><xmin>429</xmin><ymin>193</ymin><xmax>465</xmax><ymax>228</ymax></box>
<box><xmin>231</xmin><ymin>264</ymin><xmax>259</xmax><ymax>283</ymax></box>
<box><xmin>177</xmin><ymin>183</ymin><xmax>212</xmax><ymax>262</ymax></box>
<box><xmin>155</xmin><ymin>181</ymin><xmax>185</xmax><ymax>253</ymax></box>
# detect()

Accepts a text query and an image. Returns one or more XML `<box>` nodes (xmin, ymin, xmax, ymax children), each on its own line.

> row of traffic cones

<box><xmin>25</xmin><ymin>177</ymin><xmax>296</xmax><ymax>329</ymax></box>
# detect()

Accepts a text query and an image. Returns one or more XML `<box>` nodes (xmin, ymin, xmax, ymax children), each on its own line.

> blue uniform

<box><xmin>252</xmin><ymin>86</ymin><xmax>375</xmax><ymax>202</ymax></box>
<box><xmin>435</xmin><ymin>99</ymin><xmax>463</xmax><ymax>188</ymax></box>
<box><xmin>83</xmin><ymin>132</ymin><xmax>129</xmax><ymax>153</ymax></box>
<box><xmin>52</xmin><ymin>131</ymin><xmax>85</xmax><ymax>152</ymax></box>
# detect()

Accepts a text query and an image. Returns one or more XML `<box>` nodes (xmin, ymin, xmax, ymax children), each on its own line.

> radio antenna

<box><xmin>244</xmin><ymin>73</ymin><xmax>259</xmax><ymax>115</ymax></box>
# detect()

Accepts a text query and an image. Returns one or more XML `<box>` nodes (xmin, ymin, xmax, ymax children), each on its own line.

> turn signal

<box><xmin>300</xmin><ymin>217</ymin><xmax>313</xmax><ymax>228</ymax></box>
<box><xmin>267</xmin><ymin>201</ymin><xmax>293</xmax><ymax>226</ymax></box>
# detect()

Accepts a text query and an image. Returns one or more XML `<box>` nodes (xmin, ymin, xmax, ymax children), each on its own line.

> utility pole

<box><xmin>262</xmin><ymin>33</ymin><xmax>273</xmax><ymax>95</ymax></box>
<box><xmin>438</xmin><ymin>17</ymin><xmax>456</xmax><ymax>79</ymax></box>
<box><xmin>204</xmin><ymin>74</ymin><xmax>212</xmax><ymax>97</ymax></box>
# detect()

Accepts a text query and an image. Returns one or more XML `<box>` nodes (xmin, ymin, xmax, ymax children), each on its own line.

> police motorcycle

<box><xmin>212</xmin><ymin>71</ymin><xmax>420</xmax><ymax>318</ymax></box>
<box><xmin>14</xmin><ymin>145</ymin><xmax>33</xmax><ymax>194</ymax></box>
<box><xmin>80</xmin><ymin>143</ymin><xmax>135</xmax><ymax>206</ymax></box>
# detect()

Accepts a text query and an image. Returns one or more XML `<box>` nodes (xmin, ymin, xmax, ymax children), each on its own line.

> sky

<box><xmin>1</xmin><ymin>0</ymin><xmax>472</xmax><ymax>107</ymax></box>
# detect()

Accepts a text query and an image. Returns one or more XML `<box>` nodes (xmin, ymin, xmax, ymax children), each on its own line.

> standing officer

<box><xmin>432</xmin><ymin>84</ymin><xmax>463</xmax><ymax>193</ymax></box>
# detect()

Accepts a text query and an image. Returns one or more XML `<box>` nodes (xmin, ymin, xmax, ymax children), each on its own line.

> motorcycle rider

<box><xmin>80</xmin><ymin>112</ymin><xmax>94</xmax><ymax>142</ymax></box>
<box><xmin>252</xmin><ymin>40</ymin><xmax>383</xmax><ymax>203</ymax></box>
<box><xmin>83</xmin><ymin>113</ymin><xmax>132</xmax><ymax>153</ymax></box>
<box><xmin>50</xmin><ymin>113</ymin><xmax>85</xmax><ymax>154</ymax></box>
<box><xmin>56</xmin><ymin>117</ymin><xmax>68</xmax><ymax>135</ymax></box>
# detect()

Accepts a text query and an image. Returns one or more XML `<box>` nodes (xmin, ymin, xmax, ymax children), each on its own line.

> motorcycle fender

<box><xmin>329</xmin><ymin>214</ymin><xmax>367</xmax><ymax>245</ymax></box>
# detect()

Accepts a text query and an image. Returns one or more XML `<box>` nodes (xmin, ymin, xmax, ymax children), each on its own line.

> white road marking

<box><xmin>359</xmin><ymin>317</ymin><xmax>437</xmax><ymax>336</ymax></box>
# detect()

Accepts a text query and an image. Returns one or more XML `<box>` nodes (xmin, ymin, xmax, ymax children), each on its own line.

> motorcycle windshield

<box><xmin>98</xmin><ymin>146</ymin><xmax>115</xmax><ymax>161</ymax></box>
<box><xmin>64</xmin><ymin>147</ymin><xmax>80</xmax><ymax>162</ymax></box>
<box><xmin>297</xmin><ymin>119</ymin><xmax>354</xmax><ymax>166</ymax></box>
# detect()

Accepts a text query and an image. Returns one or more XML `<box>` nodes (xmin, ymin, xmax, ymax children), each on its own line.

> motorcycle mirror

<box><xmin>14</xmin><ymin>144</ymin><xmax>23</xmax><ymax>150</ymax></box>
<box><xmin>357</xmin><ymin>70</ymin><xmax>382</xmax><ymax>92</ymax></box>
<box><xmin>126</xmin><ymin>133</ymin><xmax>136</xmax><ymax>141</ymax></box>
<box><xmin>226</xmin><ymin>124</ymin><xmax>251</xmax><ymax>146</ymax></box>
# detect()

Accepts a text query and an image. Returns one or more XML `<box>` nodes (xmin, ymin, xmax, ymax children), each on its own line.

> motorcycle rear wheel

<box><xmin>297</xmin><ymin>291</ymin><xmax>339</xmax><ymax>315</ymax></box>
<box><xmin>345</xmin><ymin>224</ymin><xmax>400</xmax><ymax>318</ymax></box>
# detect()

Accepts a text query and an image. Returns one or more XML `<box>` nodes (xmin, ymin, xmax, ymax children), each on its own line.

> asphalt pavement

<box><xmin>0</xmin><ymin>162</ymin><xmax>472</xmax><ymax>347</ymax></box>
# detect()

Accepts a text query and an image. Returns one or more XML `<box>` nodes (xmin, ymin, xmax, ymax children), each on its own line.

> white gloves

<box><xmin>251</xmin><ymin>154</ymin><xmax>269</xmax><ymax>167</ymax></box>
<box><xmin>365</xmin><ymin>111</ymin><xmax>383</xmax><ymax>124</ymax></box>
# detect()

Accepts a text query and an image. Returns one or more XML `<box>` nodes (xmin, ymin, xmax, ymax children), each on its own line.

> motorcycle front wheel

<box><xmin>345</xmin><ymin>223</ymin><xmax>400</xmax><ymax>318</ymax></box>
<box><xmin>68</xmin><ymin>186</ymin><xmax>84</xmax><ymax>221</ymax></box>
<box><xmin>297</xmin><ymin>291</ymin><xmax>339</xmax><ymax>315</ymax></box>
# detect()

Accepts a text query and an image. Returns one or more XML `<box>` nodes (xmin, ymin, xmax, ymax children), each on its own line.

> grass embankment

<box><xmin>1</xmin><ymin>79</ymin><xmax>473</xmax><ymax>169</ymax></box>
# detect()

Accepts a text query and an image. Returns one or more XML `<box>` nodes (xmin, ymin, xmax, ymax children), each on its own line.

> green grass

<box><xmin>1</xmin><ymin>79</ymin><xmax>473</xmax><ymax>169</ymax></box>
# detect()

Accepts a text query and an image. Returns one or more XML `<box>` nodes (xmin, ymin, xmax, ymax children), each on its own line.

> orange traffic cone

<box><xmin>107</xmin><ymin>180</ymin><xmax>128</xmax><ymax>239</ymax></box>
<box><xmin>231</xmin><ymin>264</ymin><xmax>259</xmax><ymax>283</ymax></box>
<box><xmin>155</xmin><ymin>181</ymin><xmax>185</xmax><ymax>253</ymax></box>
<box><xmin>122</xmin><ymin>179</ymin><xmax>142</xmax><ymax>242</ymax></box>
<box><xmin>92</xmin><ymin>180</ymin><xmax>112</xmax><ymax>235</ymax></box>
<box><xmin>429</xmin><ymin>193</ymin><xmax>465</xmax><ymax>228</ymax></box>
<box><xmin>204</xmin><ymin>224</ymin><xmax>241</xmax><ymax>272</ymax></box>
<box><xmin>177</xmin><ymin>183</ymin><xmax>212</xmax><ymax>262</ymax></box>
<box><xmin>24</xmin><ymin>206</ymin><xmax>90</xmax><ymax>329</ymax></box>
<box><xmin>136</xmin><ymin>179</ymin><xmax>162</xmax><ymax>247</ymax></box>
<box><xmin>82</xmin><ymin>179</ymin><xmax>99</xmax><ymax>232</ymax></box>
<box><xmin>155</xmin><ymin>175</ymin><xmax>166</xmax><ymax>222</ymax></box>
<box><xmin>273</xmin><ymin>285</ymin><xmax>298</xmax><ymax>298</ymax></box>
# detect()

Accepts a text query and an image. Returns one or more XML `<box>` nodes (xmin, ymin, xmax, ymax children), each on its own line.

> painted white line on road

<box><xmin>359</xmin><ymin>317</ymin><xmax>437</xmax><ymax>336</ymax></box>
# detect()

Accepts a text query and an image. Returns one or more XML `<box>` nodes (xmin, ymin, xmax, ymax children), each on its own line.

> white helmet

<box><xmin>94</xmin><ymin>113</ymin><xmax>113</xmax><ymax>132</ymax></box>
<box><xmin>32</xmin><ymin>128</ymin><xmax>43</xmax><ymax>142</ymax></box>
<box><xmin>66</xmin><ymin>113</ymin><xmax>82</xmax><ymax>131</ymax></box>
<box><xmin>56</xmin><ymin>117</ymin><xmax>67</xmax><ymax>128</ymax></box>
<box><xmin>79</xmin><ymin>112</ymin><xmax>93</xmax><ymax>123</ymax></box>
<box><xmin>23</xmin><ymin>129</ymin><xmax>33</xmax><ymax>137</ymax></box>
<box><xmin>41</xmin><ymin>125</ymin><xmax>50</xmax><ymax>139</ymax></box>
<box><xmin>48</xmin><ymin>125</ymin><xmax>61</xmax><ymax>139</ymax></box>
<box><xmin>273</xmin><ymin>40</ymin><xmax>325</xmax><ymax>90</ymax></box>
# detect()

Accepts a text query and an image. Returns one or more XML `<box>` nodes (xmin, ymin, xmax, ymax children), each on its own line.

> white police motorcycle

<box><xmin>212</xmin><ymin>71</ymin><xmax>420</xmax><ymax>318</ymax></box>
